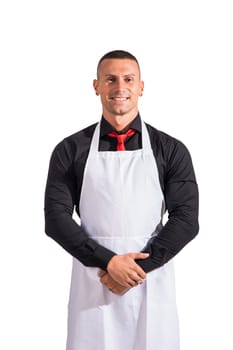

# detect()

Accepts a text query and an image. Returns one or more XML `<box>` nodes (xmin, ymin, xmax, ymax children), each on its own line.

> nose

<box><xmin>115</xmin><ymin>77</ymin><xmax>126</xmax><ymax>90</ymax></box>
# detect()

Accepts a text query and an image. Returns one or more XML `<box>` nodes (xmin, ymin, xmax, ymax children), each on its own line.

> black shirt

<box><xmin>44</xmin><ymin>114</ymin><xmax>199</xmax><ymax>272</ymax></box>
<box><xmin>99</xmin><ymin>114</ymin><xmax>142</xmax><ymax>151</ymax></box>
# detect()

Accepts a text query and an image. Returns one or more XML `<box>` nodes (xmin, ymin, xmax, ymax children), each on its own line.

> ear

<box><xmin>93</xmin><ymin>79</ymin><xmax>99</xmax><ymax>96</ymax></box>
<box><xmin>139</xmin><ymin>80</ymin><xmax>144</xmax><ymax>96</ymax></box>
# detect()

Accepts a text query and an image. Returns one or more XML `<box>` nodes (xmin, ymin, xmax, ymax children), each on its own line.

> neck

<box><xmin>103</xmin><ymin>111</ymin><xmax>138</xmax><ymax>131</ymax></box>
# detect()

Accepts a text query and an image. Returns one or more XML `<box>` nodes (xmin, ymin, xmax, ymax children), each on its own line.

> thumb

<box><xmin>128</xmin><ymin>252</ymin><xmax>149</xmax><ymax>260</ymax></box>
<box><xmin>98</xmin><ymin>270</ymin><xmax>107</xmax><ymax>277</ymax></box>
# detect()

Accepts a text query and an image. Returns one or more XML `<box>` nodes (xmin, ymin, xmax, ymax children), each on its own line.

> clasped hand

<box><xmin>99</xmin><ymin>252</ymin><xmax>149</xmax><ymax>295</ymax></box>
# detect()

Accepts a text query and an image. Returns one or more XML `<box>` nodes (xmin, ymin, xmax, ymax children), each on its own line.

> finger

<box><xmin>130</xmin><ymin>269</ymin><xmax>143</xmax><ymax>279</ymax></box>
<box><xmin>137</xmin><ymin>271</ymin><xmax>147</xmax><ymax>280</ymax></box>
<box><xmin>129</xmin><ymin>266</ymin><xmax>146</xmax><ymax>280</ymax></box>
<box><xmin>129</xmin><ymin>273</ymin><xmax>146</xmax><ymax>286</ymax></box>
<box><xmin>126</xmin><ymin>275</ymin><xmax>140</xmax><ymax>287</ymax></box>
<box><xmin>100</xmin><ymin>275</ymin><xmax>110</xmax><ymax>285</ymax></box>
<box><xmin>128</xmin><ymin>252</ymin><xmax>149</xmax><ymax>260</ymax></box>
<box><xmin>118</xmin><ymin>279</ymin><xmax>135</xmax><ymax>288</ymax></box>
<box><xmin>134</xmin><ymin>278</ymin><xmax>145</xmax><ymax>285</ymax></box>
<box><xmin>128</xmin><ymin>281</ymin><xmax>137</xmax><ymax>287</ymax></box>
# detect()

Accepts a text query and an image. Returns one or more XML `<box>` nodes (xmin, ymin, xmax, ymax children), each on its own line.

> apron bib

<box><xmin>66</xmin><ymin>122</ymin><xmax>179</xmax><ymax>350</ymax></box>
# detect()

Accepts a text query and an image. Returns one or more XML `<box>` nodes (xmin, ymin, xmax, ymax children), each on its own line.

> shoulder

<box><xmin>144</xmin><ymin>121</ymin><xmax>196</xmax><ymax>182</ymax></box>
<box><xmin>65</xmin><ymin>122</ymin><xmax>98</xmax><ymax>142</ymax></box>
<box><xmin>52</xmin><ymin>122</ymin><xmax>98</xmax><ymax>161</ymax></box>
<box><xmin>144</xmin><ymin>121</ymin><xmax>190</xmax><ymax>160</ymax></box>
<box><xmin>63</xmin><ymin>122</ymin><xmax>97</xmax><ymax>149</ymax></box>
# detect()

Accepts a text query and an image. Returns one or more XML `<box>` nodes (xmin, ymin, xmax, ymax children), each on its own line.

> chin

<box><xmin>112</xmin><ymin>108</ymin><xmax>129</xmax><ymax>116</ymax></box>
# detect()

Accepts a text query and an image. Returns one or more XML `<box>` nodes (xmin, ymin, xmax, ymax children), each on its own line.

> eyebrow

<box><xmin>104</xmin><ymin>74</ymin><xmax>136</xmax><ymax>77</ymax></box>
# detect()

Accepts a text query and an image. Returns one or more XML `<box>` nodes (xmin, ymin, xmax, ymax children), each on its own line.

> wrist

<box><xmin>106</xmin><ymin>254</ymin><xmax>117</xmax><ymax>271</ymax></box>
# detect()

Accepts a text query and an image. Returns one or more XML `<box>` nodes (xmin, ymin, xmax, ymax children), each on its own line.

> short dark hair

<box><xmin>97</xmin><ymin>50</ymin><xmax>141</xmax><ymax>78</ymax></box>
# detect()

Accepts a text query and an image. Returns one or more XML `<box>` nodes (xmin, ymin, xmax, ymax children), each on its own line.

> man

<box><xmin>44</xmin><ymin>50</ymin><xmax>199</xmax><ymax>350</ymax></box>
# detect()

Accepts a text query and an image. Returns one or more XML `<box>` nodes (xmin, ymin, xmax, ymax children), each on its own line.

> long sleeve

<box><xmin>44</xmin><ymin>139</ymin><xmax>116</xmax><ymax>270</ymax></box>
<box><xmin>136</xmin><ymin>138</ymin><xmax>199</xmax><ymax>273</ymax></box>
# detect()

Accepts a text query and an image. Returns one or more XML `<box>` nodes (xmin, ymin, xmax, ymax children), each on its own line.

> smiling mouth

<box><xmin>110</xmin><ymin>97</ymin><xmax>129</xmax><ymax>101</ymax></box>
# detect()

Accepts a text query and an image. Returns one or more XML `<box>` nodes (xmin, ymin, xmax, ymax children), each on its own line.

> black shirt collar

<box><xmin>100</xmin><ymin>113</ymin><xmax>142</xmax><ymax>137</ymax></box>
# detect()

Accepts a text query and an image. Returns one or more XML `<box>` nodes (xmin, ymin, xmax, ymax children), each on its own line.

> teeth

<box><xmin>112</xmin><ymin>97</ymin><xmax>128</xmax><ymax>101</ymax></box>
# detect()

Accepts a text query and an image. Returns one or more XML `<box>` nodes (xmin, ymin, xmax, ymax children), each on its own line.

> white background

<box><xmin>0</xmin><ymin>0</ymin><xmax>232</xmax><ymax>349</ymax></box>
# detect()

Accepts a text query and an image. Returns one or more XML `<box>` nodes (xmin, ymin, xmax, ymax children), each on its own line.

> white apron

<box><xmin>66</xmin><ymin>121</ymin><xmax>179</xmax><ymax>350</ymax></box>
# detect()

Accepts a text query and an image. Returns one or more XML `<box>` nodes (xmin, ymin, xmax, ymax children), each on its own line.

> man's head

<box><xmin>93</xmin><ymin>50</ymin><xmax>144</xmax><ymax>130</ymax></box>
<box><xmin>96</xmin><ymin>50</ymin><xmax>141</xmax><ymax>79</ymax></box>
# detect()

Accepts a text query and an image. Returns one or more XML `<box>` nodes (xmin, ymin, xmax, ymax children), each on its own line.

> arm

<box><xmin>44</xmin><ymin>140</ymin><xmax>116</xmax><ymax>270</ymax></box>
<box><xmin>136</xmin><ymin>140</ymin><xmax>199</xmax><ymax>272</ymax></box>
<box><xmin>44</xmin><ymin>139</ymin><xmax>149</xmax><ymax>283</ymax></box>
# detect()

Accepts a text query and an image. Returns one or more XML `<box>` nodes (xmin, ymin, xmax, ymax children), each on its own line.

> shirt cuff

<box><xmin>93</xmin><ymin>246</ymin><xmax>117</xmax><ymax>270</ymax></box>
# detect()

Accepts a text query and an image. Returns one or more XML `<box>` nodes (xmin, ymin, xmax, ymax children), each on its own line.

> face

<box><xmin>93</xmin><ymin>58</ymin><xmax>144</xmax><ymax>129</ymax></box>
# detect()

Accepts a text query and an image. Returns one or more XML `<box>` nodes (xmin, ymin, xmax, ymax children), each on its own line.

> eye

<box><xmin>125</xmin><ymin>77</ymin><xmax>134</xmax><ymax>83</ymax></box>
<box><xmin>106</xmin><ymin>77</ymin><xmax>115</xmax><ymax>83</ymax></box>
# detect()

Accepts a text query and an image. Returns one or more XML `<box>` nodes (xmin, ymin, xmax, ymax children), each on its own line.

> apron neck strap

<box><xmin>89</xmin><ymin>120</ymin><xmax>151</xmax><ymax>155</ymax></box>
